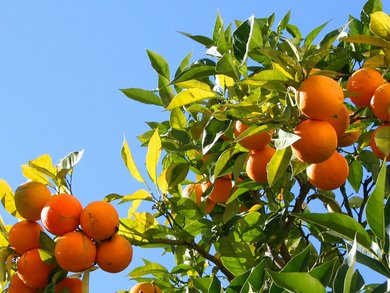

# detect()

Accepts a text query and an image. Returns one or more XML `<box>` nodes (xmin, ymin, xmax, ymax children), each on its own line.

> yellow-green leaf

<box><xmin>170</xmin><ymin>108</ymin><xmax>187</xmax><ymax>129</ymax></box>
<box><xmin>133</xmin><ymin>212</ymin><xmax>158</xmax><ymax>233</ymax></box>
<box><xmin>119</xmin><ymin>189</ymin><xmax>153</xmax><ymax>204</ymax></box>
<box><xmin>175</xmin><ymin>79</ymin><xmax>212</xmax><ymax>91</ymax></box>
<box><xmin>0</xmin><ymin>179</ymin><xmax>21</xmax><ymax>219</ymax></box>
<box><xmin>375</xmin><ymin>125</ymin><xmax>390</xmax><ymax>156</ymax></box>
<box><xmin>342</xmin><ymin>35</ymin><xmax>390</xmax><ymax>49</ymax></box>
<box><xmin>28</xmin><ymin>154</ymin><xmax>57</xmax><ymax>179</ymax></box>
<box><xmin>146</xmin><ymin>129</ymin><xmax>161</xmax><ymax>183</ymax></box>
<box><xmin>370</xmin><ymin>11</ymin><xmax>390</xmax><ymax>41</ymax></box>
<box><xmin>121</xmin><ymin>138</ymin><xmax>145</xmax><ymax>183</ymax></box>
<box><xmin>21</xmin><ymin>164</ymin><xmax>50</xmax><ymax>185</ymax></box>
<box><xmin>167</xmin><ymin>88</ymin><xmax>218</xmax><ymax>110</ymax></box>
<box><xmin>157</xmin><ymin>169</ymin><xmax>169</xmax><ymax>194</ymax></box>
<box><xmin>128</xmin><ymin>200</ymin><xmax>142</xmax><ymax>217</ymax></box>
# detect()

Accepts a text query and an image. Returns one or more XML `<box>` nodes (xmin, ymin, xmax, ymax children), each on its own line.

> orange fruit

<box><xmin>306</xmin><ymin>151</ymin><xmax>349</xmax><ymax>191</ymax></box>
<box><xmin>245</xmin><ymin>145</ymin><xmax>276</xmax><ymax>184</ymax></box>
<box><xmin>129</xmin><ymin>282</ymin><xmax>162</xmax><ymax>293</ymax></box>
<box><xmin>80</xmin><ymin>201</ymin><xmax>119</xmax><ymax>240</ymax></box>
<box><xmin>17</xmin><ymin>249</ymin><xmax>54</xmax><ymax>289</ymax></box>
<box><xmin>96</xmin><ymin>234</ymin><xmax>133</xmax><ymax>273</ymax></box>
<box><xmin>55</xmin><ymin>231</ymin><xmax>97</xmax><ymax>272</ymax></box>
<box><xmin>55</xmin><ymin>277</ymin><xmax>83</xmax><ymax>293</ymax></box>
<box><xmin>9</xmin><ymin>220</ymin><xmax>43</xmax><ymax>254</ymax></box>
<box><xmin>41</xmin><ymin>194</ymin><xmax>83</xmax><ymax>236</ymax></box>
<box><xmin>338</xmin><ymin>109</ymin><xmax>361</xmax><ymax>147</ymax></box>
<box><xmin>8</xmin><ymin>273</ymin><xmax>37</xmax><ymax>293</ymax></box>
<box><xmin>370</xmin><ymin>124</ymin><xmax>390</xmax><ymax>160</ymax></box>
<box><xmin>324</xmin><ymin>105</ymin><xmax>350</xmax><ymax>136</ymax></box>
<box><xmin>371</xmin><ymin>83</ymin><xmax>390</xmax><ymax>121</ymax></box>
<box><xmin>201</xmin><ymin>177</ymin><xmax>233</xmax><ymax>203</ymax></box>
<box><xmin>347</xmin><ymin>67</ymin><xmax>385</xmax><ymax>107</ymax></box>
<box><xmin>233</xmin><ymin>121</ymin><xmax>272</xmax><ymax>150</ymax></box>
<box><xmin>291</xmin><ymin>119</ymin><xmax>337</xmax><ymax>164</ymax></box>
<box><xmin>298</xmin><ymin>75</ymin><xmax>344</xmax><ymax>120</ymax></box>
<box><xmin>14</xmin><ymin>181</ymin><xmax>52</xmax><ymax>221</ymax></box>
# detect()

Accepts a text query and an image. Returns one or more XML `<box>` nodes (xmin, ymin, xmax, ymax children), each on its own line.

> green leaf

<box><xmin>158</xmin><ymin>74</ymin><xmax>174</xmax><ymax>107</ymax></box>
<box><xmin>293</xmin><ymin>213</ymin><xmax>372</xmax><ymax>250</ymax></box>
<box><xmin>348</xmin><ymin>196</ymin><xmax>363</xmax><ymax>209</ymax></box>
<box><xmin>370</xmin><ymin>11</ymin><xmax>390</xmax><ymax>41</ymax></box>
<box><xmin>167</xmin><ymin>88</ymin><xmax>218</xmax><ymax>110</ymax></box>
<box><xmin>267</xmin><ymin>270</ymin><xmax>326</xmax><ymax>293</ymax></box>
<box><xmin>312</xmin><ymin>191</ymin><xmax>342</xmax><ymax>213</ymax></box>
<box><xmin>39</xmin><ymin>231</ymin><xmax>55</xmax><ymax>253</ymax></box>
<box><xmin>309</xmin><ymin>257</ymin><xmax>338</xmax><ymax>288</ymax></box>
<box><xmin>121</xmin><ymin>88</ymin><xmax>163</xmax><ymax>106</ymax></box>
<box><xmin>202</xmin><ymin>118</ymin><xmax>230</xmax><ymax>155</ymax></box>
<box><xmin>243</xmin><ymin>69</ymin><xmax>289</xmax><ymax>85</ymax></box>
<box><xmin>146</xmin><ymin>129</ymin><xmax>161</xmax><ymax>183</ymax></box>
<box><xmin>165</xmin><ymin>162</ymin><xmax>189</xmax><ymax>187</ymax></box>
<box><xmin>348</xmin><ymin>160</ymin><xmax>363</xmax><ymax>193</ymax></box>
<box><xmin>170</xmin><ymin>108</ymin><xmax>187</xmax><ymax>130</ymax></box>
<box><xmin>275</xmin><ymin>129</ymin><xmax>301</xmax><ymax>149</ymax></box>
<box><xmin>216</xmin><ymin>53</ymin><xmax>240</xmax><ymax>80</ymax></box>
<box><xmin>341</xmin><ymin>35</ymin><xmax>390</xmax><ymax>49</ymax></box>
<box><xmin>232</xmin><ymin>15</ymin><xmax>255</xmax><ymax>64</ymax></box>
<box><xmin>362</xmin><ymin>0</ymin><xmax>383</xmax><ymax>23</ymax></box>
<box><xmin>178</xmin><ymin>31</ymin><xmax>214</xmax><ymax>47</ymax></box>
<box><xmin>208</xmin><ymin>276</ymin><xmax>222</xmax><ymax>293</ymax></box>
<box><xmin>344</xmin><ymin>239</ymin><xmax>357</xmax><ymax>293</ymax></box>
<box><xmin>227</xmin><ymin>260</ymin><xmax>266</xmax><ymax>293</ymax></box>
<box><xmin>28</xmin><ymin>154</ymin><xmax>57</xmax><ymax>179</ymax></box>
<box><xmin>214</xmin><ymin>148</ymin><xmax>239</xmax><ymax>179</ymax></box>
<box><xmin>277</xmin><ymin>11</ymin><xmax>291</xmax><ymax>35</ymax></box>
<box><xmin>366</xmin><ymin>161</ymin><xmax>387</xmax><ymax>241</ymax></box>
<box><xmin>267</xmin><ymin>147</ymin><xmax>292</xmax><ymax>187</ymax></box>
<box><xmin>128</xmin><ymin>262</ymin><xmax>168</xmax><ymax>279</ymax></box>
<box><xmin>146</xmin><ymin>50</ymin><xmax>170</xmax><ymax>79</ymax></box>
<box><xmin>121</xmin><ymin>138</ymin><xmax>145</xmax><ymax>183</ymax></box>
<box><xmin>172</xmin><ymin>65</ymin><xmax>216</xmax><ymax>84</ymax></box>
<box><xmin>304</xmin><ymin>21</ymin><xmax>330</xmax><ymax>48</ymax></box>
<box><xmin>374</xmin><ymin>125</ymin><xmax>390</xmax><ymax>156</ymax></box>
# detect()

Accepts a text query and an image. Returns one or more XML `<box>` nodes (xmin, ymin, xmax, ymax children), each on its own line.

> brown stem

<box><xmin>286</xmin><ymin>178</ymin><xmax>312</xmax><ymax>230</ymax></box>
<box><xmin>280</xmin><ymin>243</ymin><xmax>291</xmax><ymax>263</ymax></box>
<box><xmin>145</xmin><ymin>238</ymin><xmax>235</xmax><ymax>281</ymax></box>
<box><xmin>340</xmin><ymin>185</ymin><xmax>353</xmax><ymax>217</ymax></box>
<box><xmin>358</xmin><ymin>176</ymin><xmax>373</xmax><ymax>223</ymax></box>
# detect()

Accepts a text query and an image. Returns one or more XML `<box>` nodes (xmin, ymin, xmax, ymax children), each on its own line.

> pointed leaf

<box><xmin>267</xmin><ymin>270</ymin><xmax>326</xmax><ymax>293</ymax></box>
<box><xmin>304</xmin><ymin>21</ymin><xmax>330</xmax><ymax>48</ymax></box>
<box><xmin>178</xmin><ymin>31</ymin><xmax>214</xmax><ymax>47</ymax></box>
<box><xmin>348</xmin><ymin>160</ymin><xmax>363</xmax><ymax>193</ymax></box>
<box><xmin>0</xmin><ymin>179</ymin><xmax>20</xmax><ymax>218</ymax></box>
<box><xmin>267</xmin><ymin>147</ymin><xmax>292</xmax><ymax>187</ymax></box>
<box><xmin>309</xmin><ymin>257</ymin><xmax>339</xmax><ymax>287</ymax></box>
<box><xmin>341</xmin><ymin>35</ymin><xmax>390</xmax><ymax>49</ymax></box>
<box><xmin>167</xmin><ymin>88</ymin><xmax>218</xmax><ymax>110</ymax></box>
<box><xmin>119</xmin><ymin>189</ymin><xmax>153</xmax><ymax>204</ymax></box>
<box><xmin>243</xmin><ymin>69</ymin><xmax>289</xmax><ymax>85</ymax></box>
<box><xmin>146</xmin><ymin>129</ymin><xmax>161</xmax><ymax>183</ymax></box>
<box><xmin>121</xmin><ymin>138</ymin><xmax>145</xmax><ymax>183</ymax></box>
<box><xmin>21</xmin><ymin>164</ymin><xmax>50</xmax><ymax>185</ymax></box>
<box><xmin>60</xmin><ymin>150</ymin><xmax>84</xmax><ymax>170</ymax></box>
<box><xmin>366</xmin><ymin>161</ymin><xmax>387</xmax><ymax>241</ymax></box>
<box><xmin>214</xmin><ymin>148</ymin><xmax>239</xmax><ymax>178</ymax></box>
<box><xmin>170</xmin><ymin>108</ymin><xmax>187</xmax><ymax>130</ymax></box>
<box><xmin>146</xmin><ymin>50</ymin><xmax>170</xmax><ymax>79</ymax></box>
<box><xmin>121</xmin><ymin>88</ymin><xmax>163</xmax><ymax>106</ymax></box>
<box><xmin>293</xmin><ymin>213</ymin><xmax>372</xmax><ymax>250</ymax></box>
<box><xmin>233</xmin><ymin>15</ymin><xmax>255</xmax><ymax>64</ymax></box>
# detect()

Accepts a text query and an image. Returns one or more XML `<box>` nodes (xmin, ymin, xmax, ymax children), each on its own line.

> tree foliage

<box><xmin>1</xmin><ymin>0</ymin><xmax>390</xmax><ymax>292</ymax></box>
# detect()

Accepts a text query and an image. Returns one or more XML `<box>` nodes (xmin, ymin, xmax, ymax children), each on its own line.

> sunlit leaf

<box><xmin>167</xmin><ymin>88</ymin><xmax>218</xmax><ymax>110</ymax></box>
<box><xmin>21</xmin><ymin>164</ymin><xmax>50</xmax><ymax>185</ymax></box>
<box><xmin>0</xmin><ymin>179</ymin><xmax>20</xmax><ymax>219</ymax></box>
<box><xmin>121</xmin><ymin>88</ymin><xmax>163</xmax><ymax>106</ymax></box>
<box><xmin>59</xmin><ymin>150</ymin><xmax>84</xmax><ymax>170</ymax></box>
<box><xmin>147</xmin><ymin>50</ymin><xmax>170</xmax><ymax>79</ymax></box>
<box><xmin>121</xmin><ymin>138</ymin><xmax>145</xmax><ymax>183</ymax></box>
<box><xmin>267</xmin><ymin>147</ymin><xmax>292</xmax><ymax>187</ymax></box>
<box><xmin>146</xmin><ymin>129</ymin><xmax>161</xmax><ymax>183</ymax></box>
<box><xmin>366</xmin><ymin>161</ymin><xmax>386</xmax><ymax>241</ymax></box>
<box><xmin>267</xmin><ymin>270</ymin><xmax>326</xmax><ymax>293</ymax></box>
<box><xmin>374</xmin><ymin>125</ymin><xmax>390</xmax><ymax>156</ymax></box>
<box><xmin>341</xmin><ymin>35</ymin><xmax>390</xmax><ymax>49</ymax></box>
<box><xmin>129</xmin><ymin>262</ymin><xmax>168</xmax><ymax>278</ymax></box>
<box><xmin>28</xmin><ymin>154</ymin><xmax>57</xmax><ymax>179</ymax></box>
<box><xmin>119</xmin><ymin>189</ymin><xmax>153</xmax><ymax>204</ymax></box>
<box><xmin>175</xmin><ymin>79</ymin><xmax>212</xmax><ymax>91</ymax></box>
<box><xmin>370</xmin><ymin>11</ymin><xmax>390</xmax><ymax>41</ymax></box>
<box><xmin>242</xmin><ymin>69</ymin><xmax>289</xmax><ymax>86</ymax></box>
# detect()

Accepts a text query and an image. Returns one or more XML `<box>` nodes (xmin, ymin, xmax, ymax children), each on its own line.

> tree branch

<box><xmin>340</xmin><ymin>185</ymin><xmax>353</xmax><ymax>217</ymax></box>
<box><xmin>145</xmin><ymin>238</ymin><xmax>235</xmax><ymax>281</ymax></box>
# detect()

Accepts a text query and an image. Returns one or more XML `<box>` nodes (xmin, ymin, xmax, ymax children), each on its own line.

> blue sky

<box><xmin>0</xmin><ymin>1</ymin><xmax>388</xmax><ymax>292</ymax></box>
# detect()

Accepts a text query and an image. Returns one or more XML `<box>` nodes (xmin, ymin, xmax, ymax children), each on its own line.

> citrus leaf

<box><xmin>267</xmin><ymin>270</ymin><xmax>326</xmax><ymax>293</ymax></box>
<box><xmin>146</xmin><ymin>129</ymin><xmax>161</xmax><ymax>183</ymax></box>
<box><xmin>167</xmin><ymin>88</ymin><xmax>218</xmax><ymax>110</ymax></box>
<box><xmin>232</xmin><ymin>15</ymin><xmax>255</xmax><ymax>64</ymax></box>
<box><xmin>374</xmin><ymin>125</ymin><xmax>390</xmax><ymax>156</ymax></box>
<box><xmin>243</xmin><ymin>69</ymin><xmax>289</xmax><ymax>86</ymax></box>
<box><xmin>170</xmin><ymin>108</ymin><xmax>187</xmax><ymax>130</ymax></box>
<box><xmin>21</xmin><ymin>164</ymin><xmax>50</xmax><ymax>185</ymax></box>
<box><xmin>129</xmin><ymin>262</ymin><xmax>168</xmax><ymax>279</ymax></box>
<box><xmin>370</xmin><ymin>11</ymin><xmax>390</xmax><ymax>41</ymax></box>
<box><xmin>0</xmin><ymin>179</ymin><xmax>20</xmax><ymax>219</ymax></box>
<box><xmin>341</xmin><ymin>35</ymin><xmax>390</xmax><ymax>49</ymax></box>
<box><xmin>28</xmin><ymin>154</ymin><xmax>57</xmax><ymax>179</ymax></box>
<box><xmin>214</xmin><ymin>148</ymin><xmax>239</xmax><ymax>179</ymax></box>
<box><xmin>119</xmin><ymin>189</ymin><xmax>153</xmax><ymax>204</ymax></box>
<box><xmin>366</xmin><ymin>161</ymin><xmax>386</xmax><ymax>241</ymax></box>
<box><xmin>146</xmin><ymin>50</ymin><xmax>170</xmax><ymax>79</ymax></box>
<box><xmin>121</xmin><ymin>88</ymin><xmax>163</xmax><ymax>106</ymax></box>
<box><xmin>348</xmin><ymin>160</ymin><xmax>363</xmax><ymax>193</ymax></box>
<box><xmin>267</xmin><ymin>147</ymin><xmax>292</xmax><ymax>187</ymax></box>
<box><xmin>121</xmin><ymin>138</ymin><xmax>145</xmax><ymax>183</ymax></box>
<box><xmin>293</xmin><ymin>213</ymin><xmax>372</xmax><ymax>250</ymax></box>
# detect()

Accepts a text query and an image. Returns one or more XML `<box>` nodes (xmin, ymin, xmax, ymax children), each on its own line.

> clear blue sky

<box><xmin>0</xmin><ymin>1</ymin><xmax>388</xmax><ymax>292</ymax></box>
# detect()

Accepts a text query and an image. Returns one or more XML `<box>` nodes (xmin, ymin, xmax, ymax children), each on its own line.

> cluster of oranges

<box><xmin>7</xmin><ymin>181</ymin><xmax>133</xmax><ymax>292</ymax></box>
<box><xmin>183</xmin><ymin>67</ymin><xmax>389</xmax><ymax>207</ymax></box>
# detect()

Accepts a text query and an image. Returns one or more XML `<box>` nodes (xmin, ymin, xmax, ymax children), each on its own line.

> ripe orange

<box><xmin>129</xmin><ymin>282</ymin><xmax>162</xmax><ymax>293</ymax></box>
<box><xmin>55</xmin><ymin>277</ymin><xmax>82</xmax><ymax>293</ymax></box>
<box><xmin>370</xmin><ymin>124</ymin><xmax>390</xmax><ymax>160</ymax></box>
<box><xmin>80</xmin><ymin>201</ymin><xmax>119</xmax><ymax>240</ymax></box>
<box><xmin>325</xmin><ymin>105</ymin><xmax>350</xmax><ymax>136</ymax></box>
<box><xmin>245</xmin><ymin>145</ymin><xmax>276</xmax><ymax>184</ymax></box>
<box><xmin>9</xmin><ymin>220</ymin><xmax>43</xmax><ymax>254</ymax></box>
<box><xmin>371</xmin><ymin>83</ymin><xmax>390</xmax><ymax>121</ymax></box>
<box><xmin>41</xmin><ymin>193</ymin><xmax>83</xmax><ymax>236</ymax></box>
<box><xmin>337</xmin><ymin>109</ymin><xmax>361</xmax><ymax>147</ymax></box>
<box><xmin>96</xmin><ymin>234</ymin><xmax>133</xmax><ymax>273</ymax></box>
<box><xmin>298</xmin><ymin>75</ymin><xmax>344</xmax><ymax>120</ymax></box>
<box><xmin>55</xmin><ymin>231</ymin><xmax>97</xmax><ymax>272</ymax></box>
<box><xmin>306</xmin><ymin>151</ymin><xmax>349</xmax><ymax>191</ymax></box>
<box><xmin>17</xmin><ymin>249</ymin><xmax>54</xmax><ymax>289</ymax></box>
<box><xmin>233</xmin><ymin>121</ymin><xmax>272</xmax><ymax>150</ymax></box>
<box><xmin>291</xmin><ymin>119</ymin><xmax>337</xmax><ymax>164</ymax></box>
<box><xmin>201</xmin><ymin>177</ymin><xmax>233</xmax><ymax>203</ymax></box>
<box><xmin>347</xmin><ymin>67</ymin><xmax>385</xmax><ymax>107</ymax></box>
<box><xmin>8</xmin><ymin>273</ymin><xmax>37</xmax><ymax>293</ymax></box>
<box><xmin>14</xmin><ymin>181</ymin><xmax>52</xmax><ymax>221</ymax></box>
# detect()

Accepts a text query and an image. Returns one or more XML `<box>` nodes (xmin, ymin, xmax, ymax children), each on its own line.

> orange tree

<box><xmin>1</xmin><ymin>0</ymin><xmax>390</xmax><ymax>292</ymax></box>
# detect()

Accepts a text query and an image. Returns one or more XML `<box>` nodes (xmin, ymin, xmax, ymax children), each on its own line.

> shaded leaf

<box><xmin>348</xmin><ymin>160</ymin><xmax>363</xmax><ymax>193</ymax></box>
<box><xmin>233</xmin><ymin>15</ymin><xmax>255</xmax><ymax>64</ymax></box>
<box><xmin>267</xmin><ymin>270</ymin><xmax>326</xmax><ymax>293</ymax></box>
<box><xmin>267</xmin><ymin>147</ymin><xmax>292</xmax><ymax>187</ymax></box>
